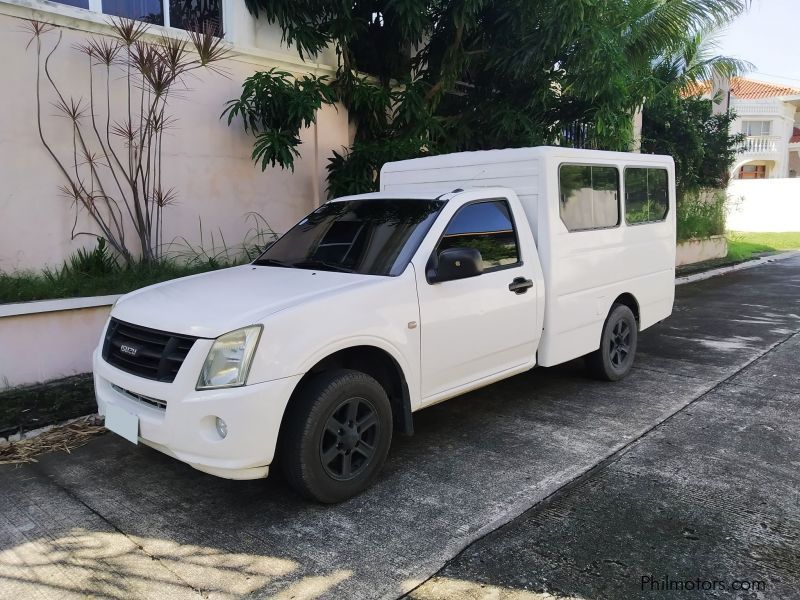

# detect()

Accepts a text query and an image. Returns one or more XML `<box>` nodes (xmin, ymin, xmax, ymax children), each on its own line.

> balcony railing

<box><xmin>738</xmin><ymin>135</ymin><xmax>781</xmax><ymax>154</ymax></box>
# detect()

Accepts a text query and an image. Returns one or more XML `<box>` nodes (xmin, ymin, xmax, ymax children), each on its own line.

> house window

<box><xmin>53</xmin><ymin>0</ymin><xmax>223</xmax><ymax>35</ymax></box>
<box><xmin>624</xmin><ymin>168</ymin><xmax>669</xmax><ymax>224</ymax></box>
<box><xmin>559</xmin><ymin>164</ymin><xmax>620</xmax><ymax>231</ymax></box>
<box><xmin>53</xmin><ymin>0</ymin><xmax>90</xmax><ymax>7</ymax></box>
<box><xmin>739</xmin><ymin>165</ymin><xmax>767</xmax><ymax>179</ymax></box>
<box><xmin>741</xmin><ymin>121</ymin><xmax>771</xmax><ymax>136</ymax></box>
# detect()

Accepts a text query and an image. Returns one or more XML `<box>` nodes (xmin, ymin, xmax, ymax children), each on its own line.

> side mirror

<box><xmin>428</xmin><ymin>247</ymin><xmax>483</xmax><ymax>283</ymax></box>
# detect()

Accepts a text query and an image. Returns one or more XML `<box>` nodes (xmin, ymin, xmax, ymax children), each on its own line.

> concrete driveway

<box><xmin>2</xmin><ymin>256</ymin><xmax>800</xmax><ymax>600</ymax></box>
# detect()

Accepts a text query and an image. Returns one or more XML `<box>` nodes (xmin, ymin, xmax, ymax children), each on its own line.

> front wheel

<box><xmin>585</xmin><ymin>303</ymin><xmax>638</xmax><ymax>381</ymax></box>
<box><xmin>279</xmin><ymin>369</ymin><xmax>393</xmax><ymax>503</ymax></box>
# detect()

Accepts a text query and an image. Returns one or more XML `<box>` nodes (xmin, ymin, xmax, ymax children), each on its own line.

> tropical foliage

<box><xmin>642</xmin><ymin>94</ymin><xmax>743</xmax><ymax>195</ymax></box>
<box><xmin>24</xmin><ymin>18</ymin><xmax>228</xmax><ymax>264</ymax></box>
<box><xmin>229</xmin><ymin>0</ymin><xmax>751</xmax><ymax>196</ymax></box>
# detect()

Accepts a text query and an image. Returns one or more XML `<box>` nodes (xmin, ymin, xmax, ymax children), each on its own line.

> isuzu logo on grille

<box><xmin>120</xmin><ymin>344</ymin><xmax>139</xmax><ymax>357</ymax></box>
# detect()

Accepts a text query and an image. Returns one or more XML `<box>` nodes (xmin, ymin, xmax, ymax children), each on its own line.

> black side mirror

<box><xmin>428</xmin><ymin>247</ymin><xmax>483</xmax><ymax>283</ymax></box>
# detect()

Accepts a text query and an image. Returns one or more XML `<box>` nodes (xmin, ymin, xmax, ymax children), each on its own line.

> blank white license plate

<box><xmin>105</xmin><ymin>403</ymin><xmax>139</xmax><ymax>445</ymax></box>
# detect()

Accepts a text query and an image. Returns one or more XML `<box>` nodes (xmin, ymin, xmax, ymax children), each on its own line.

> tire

<box><xmin>585</xmin><ymin>303</ymin><xmax>638</xmax><ymax>381</ymax></box>
<box><xmin>278</xmin><ymin>369</ymin><xmax>393</xmax><ymax>503</ymax></box>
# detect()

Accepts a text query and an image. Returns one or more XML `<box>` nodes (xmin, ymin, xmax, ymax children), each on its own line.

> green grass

<box><xmin>726</xmin><ymin>231</ymin><xmax>800</xmax><ymax>263</ymax></box>
<box><xmin>0</xmin><ymin>261</ymin><xmax>222</xmax><ymax>304</ymax></box>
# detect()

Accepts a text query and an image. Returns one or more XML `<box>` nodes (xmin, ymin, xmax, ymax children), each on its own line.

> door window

<box><xmin>436</xmin><ymin>200</ymin><xmax>520</xmax><ymax>271</ymax></box>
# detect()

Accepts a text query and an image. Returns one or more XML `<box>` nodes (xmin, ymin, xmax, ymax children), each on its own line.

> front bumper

<box><xmin>93</xmin><ymin>348</ymin><xmax>302</xmax><ymax>480</ymax></box>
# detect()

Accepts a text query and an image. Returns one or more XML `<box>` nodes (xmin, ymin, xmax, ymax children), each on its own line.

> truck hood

<box><xmin>111</xmin><ymin>265</ymin><xmax>380</xmax><ymax>338</ymax></box>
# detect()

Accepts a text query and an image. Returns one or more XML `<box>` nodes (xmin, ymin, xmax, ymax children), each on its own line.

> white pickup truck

<box><xmin>94</xmin><ymin>147</ymin><xmax>676</xmax><ymax>502</ymax></box>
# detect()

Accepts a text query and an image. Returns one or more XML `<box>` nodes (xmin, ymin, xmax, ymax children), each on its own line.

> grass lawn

<box><xmin>726</xmin><ymin>232</ymin><xmax>800</xmax><ymax>262</ymax></box>
<box><xmin>0</xmin><ymin>261</ymin><xmax>222</xmax><ymax>304</ymax></box>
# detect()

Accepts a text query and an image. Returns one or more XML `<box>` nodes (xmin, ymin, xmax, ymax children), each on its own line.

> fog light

<box><xmin>215</xmin><ymin>417</ymin><xmax>228</xmax><ymax>439</ymax></box>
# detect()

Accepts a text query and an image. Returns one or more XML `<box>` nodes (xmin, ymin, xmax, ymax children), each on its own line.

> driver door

<box><xmin>415</xmin><ymin>198</ymin><xmax>540</xmax><ymax>400</ymax></box>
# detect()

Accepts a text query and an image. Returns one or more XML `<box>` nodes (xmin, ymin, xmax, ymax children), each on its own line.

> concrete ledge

<box><xmin>0</xmin><ymin>299</ymin><xmax>114</xmax><ymax>387</ymax></box>
<box><xmin>676</xmin><ymin>235</ymin><xmax>728</xmax><ymax>267</ymax></box>
<box><xmin>0</xmin><ymin>294</ymin><xmax>120</xmax><ymax>318</ymax></box>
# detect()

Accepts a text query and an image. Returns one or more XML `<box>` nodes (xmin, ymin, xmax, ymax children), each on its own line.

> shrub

<box><xmin>676</xmin><ymin>189</ymin><xmax>726</xmax><ymax>241</ymax></box>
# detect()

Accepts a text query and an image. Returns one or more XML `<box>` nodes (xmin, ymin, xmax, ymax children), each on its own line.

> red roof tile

<box><xmin>683</xmin><ymin>77</ymin><xmax>800</xmax><ymax>99</ymax></box>
<box><xmin>730</xmin><ymin>77</ymin><xmax>800</xmax><ymax>99</ymax></box>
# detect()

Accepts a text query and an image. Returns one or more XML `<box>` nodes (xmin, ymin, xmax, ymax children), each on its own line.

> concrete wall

<box><xmin>0</xmin><ymin>3</ymin><xmax>349</xmax><ymax>272</ymax></box>
<box><xmin>676</xmin><ymin>236</ymin><xmax>728</xmax><ymax>267</ymax></box>
<box><xmin>727</xmin><ymin>179</ymin><xmax>800</xmax><ymax>232</ymax></box>
<box><xmin>0</xmin><ymin>300</ymin><xmax>114</xmax><ymax>387</ymax></box>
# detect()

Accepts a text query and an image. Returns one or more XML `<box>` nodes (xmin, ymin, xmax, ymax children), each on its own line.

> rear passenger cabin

<box><xmin>381</xmin><ymin>147</ymin><xmax>676</xmax><ymax>368</ymax></box>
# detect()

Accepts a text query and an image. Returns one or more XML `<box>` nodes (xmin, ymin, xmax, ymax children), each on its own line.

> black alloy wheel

<box><xmin>586</xmin><ymin>303</ymin><xmax>638</xmax><ymax>381</ymax></box>
<box><xmin>319</xmin><ymin>396</ymin><xmax>380</xmax><ymax>481</ymax></box>
<box><xmin>279</xmin><ymin>369</ymin><xmax>393</xmax><ymax>503</ymax></box>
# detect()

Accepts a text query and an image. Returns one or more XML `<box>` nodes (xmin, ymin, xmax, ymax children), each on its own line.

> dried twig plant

<box><xmin>24</xmin><ymin>18</ymin><xmax>229</xmax><ymax>263</ymax></box>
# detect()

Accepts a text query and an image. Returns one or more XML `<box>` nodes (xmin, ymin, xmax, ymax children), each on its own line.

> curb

<box><xmin>0</xmin><ymin>414</ymin><xmax>99</xmax><ymax>445</ymax></box>
<box><xmin>675</xmin><ymin>250</ymin><xmax>800</xmax><ymax>286</ymax></box>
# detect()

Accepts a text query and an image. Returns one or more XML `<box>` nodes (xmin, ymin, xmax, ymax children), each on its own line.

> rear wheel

<box><xmin>279</xmin><ymin>369</ymin><xmax>393</xmax><ymax>503</ymax></box>
<box><xmin>585</xmin><ymin>303</ymin><xmax>638</xmax><ymax>381</ymax></box>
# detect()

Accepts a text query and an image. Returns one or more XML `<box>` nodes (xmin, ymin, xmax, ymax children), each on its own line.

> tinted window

<box><xmin>255</xmin><ymin>199</ymin><xmax>444</xmax><ymax>276</ymax></box>
<box><xmin>625</xmin><ymin>168</ymin><xmax>669</xmax><ymax>224</ymax></box>
<box><xmin>54</xmin><ymin>0</ymin><xmax>89</xmax><ymax>7</ymax></box>
<box><xmin>169</xmin><ymin>0</ymin><xmax>224</xmax><ymax>36</ymax></box>
<box><xmin>559</xmin><ymin>165</ymin><xmax>620</xmax><ymax>231</ymax></box>
<box><xmin>103</xmin><ymin>0</ymin><xmax>164</xmax><ymax>25</ymax></box>
<box><xmin>437</xmin><ymin>201</ymin><xmax>519</xmax><ymax>270</ymax></box>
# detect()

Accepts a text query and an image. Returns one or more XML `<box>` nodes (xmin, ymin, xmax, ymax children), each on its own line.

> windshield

<box><xmin>254</xmin><ymin>199</ymin><xmax>445</xmax><ymax>276</ymax></box>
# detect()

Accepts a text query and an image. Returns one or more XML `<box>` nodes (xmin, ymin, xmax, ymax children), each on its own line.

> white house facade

<box><xmin>0</xmin><ymin>0</ymin><xmax>350</xmax><ymax>271</ymax></box>
<box><xmin>707</xmin><ymin>77</ymin><xmax>800</xmax><ymax>180</ymax></box>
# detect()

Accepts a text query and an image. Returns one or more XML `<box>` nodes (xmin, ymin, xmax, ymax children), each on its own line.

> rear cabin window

<box><xmin>559</xmin><ymin>165</ymin><xmax>620</xmax><ymax>231</ymax></box>
<box><xmin>437</xmin><ymin>200</ymin><xmax>520</xmax><ymax>271</ymax></box>
<box><xmin>624</xmin><ymin>168</ymin><xmax>669</xmax><ymax>224</ymax></box>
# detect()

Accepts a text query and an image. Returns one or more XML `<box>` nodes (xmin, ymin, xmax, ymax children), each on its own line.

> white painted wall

<box><xmin>0</xmin><ymin>3</ymin><xmax>348</xmax><ymax>272</ymax></box>
<box><xmin>727</xmin><ymin>179</ymin><xmax>800</xmax><ymax>232</ymax></box>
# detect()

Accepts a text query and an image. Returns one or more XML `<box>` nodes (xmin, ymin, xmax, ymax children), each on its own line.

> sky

<box><xmin>716</xmin><ymin>0</ymin><xmax>800</xmax><ymax>87</ymax></box>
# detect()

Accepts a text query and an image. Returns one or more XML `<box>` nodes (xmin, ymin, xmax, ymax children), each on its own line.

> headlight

<box><xmin>197</xmin><ymin>326</ymin><xmax>262</xmax><ymax>390</ymax></box>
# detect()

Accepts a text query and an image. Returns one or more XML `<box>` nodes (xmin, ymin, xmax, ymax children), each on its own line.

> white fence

<box><xmin>727</xmin><ymin>179</ymin><xmax>800</xmax><ymax>232</ymax></box>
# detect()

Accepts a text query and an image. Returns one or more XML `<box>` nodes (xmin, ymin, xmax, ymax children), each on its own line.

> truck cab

<box><xmin>94</xmin><ymin>147</ymin><xmax>675</xmax><ymax>503</ymax></box>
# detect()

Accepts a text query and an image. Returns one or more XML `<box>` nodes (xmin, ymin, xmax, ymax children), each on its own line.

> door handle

<box><xmin>509</xmin><ymin>277</ymin><xmax>534</xmax><ymax>294</ymax></box>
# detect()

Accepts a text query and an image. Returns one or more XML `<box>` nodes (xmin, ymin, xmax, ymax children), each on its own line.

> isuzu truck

<box><xmin>94</xmin><ymin>147</ymin><xmax>676</xmax><ymax>502</ymax></box>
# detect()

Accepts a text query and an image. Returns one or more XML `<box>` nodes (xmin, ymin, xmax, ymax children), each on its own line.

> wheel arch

<box><xmin>284</xmin><ymin>345</ymin><xmax>414</xmax><ymax>436</ymax></box>
<box><xmin>612</xmin><ymin>292</ymin><xmax>640</xmax><ymax>327</ymax></box>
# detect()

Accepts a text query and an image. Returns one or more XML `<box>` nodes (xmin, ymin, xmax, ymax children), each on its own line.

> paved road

<box><xmin>1</xmin><ymin>257</ymin><xmax>799</xmax><ymax>600</ymax></box>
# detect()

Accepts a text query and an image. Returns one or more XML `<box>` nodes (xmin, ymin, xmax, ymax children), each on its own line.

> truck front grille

<box><xmin>102</xmin><ymin>318</ymin><xmax>197</xmax><ymax>382</ymax></box>
<box><xmin>112</xmin><ymin>384</ymin><xmax>168</xmax><ymax>410</ymax></box>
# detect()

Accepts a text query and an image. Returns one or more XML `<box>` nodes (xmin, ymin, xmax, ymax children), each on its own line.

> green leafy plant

<box><xmin>676</xmin><ymin>189</ymin><xmax>727</xmax><ymax>241</ymax></box>
<box><xmin>222</xmin><ymin>68</ymin><xmax>336</xmax><ymax>171</ymax></box>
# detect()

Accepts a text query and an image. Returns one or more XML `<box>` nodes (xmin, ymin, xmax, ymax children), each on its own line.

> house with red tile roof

<box><xmin>690</xmin><ymin>77</ymin><xmax>800</xmax><ymax>179</ymax></box>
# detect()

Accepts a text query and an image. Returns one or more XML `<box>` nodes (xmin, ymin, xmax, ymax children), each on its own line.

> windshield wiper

<box><xmin>292</xmin><ymin>260</ymin><xmax>355</xmax><ymax>273</ymax></box>
<box><xmin>253</xmin><ymin>258</ymin><xmax>296</xmax><ymax>268</ymax></box>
